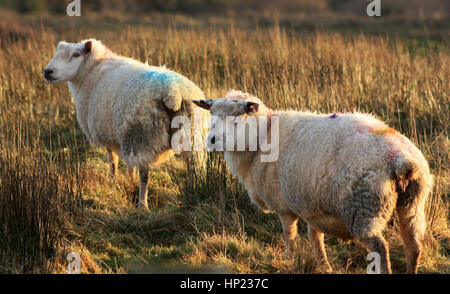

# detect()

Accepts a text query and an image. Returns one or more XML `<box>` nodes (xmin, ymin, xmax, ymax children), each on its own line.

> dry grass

<box><xmin>0</xmin><ymin>11</ymin><xmax>448</xmax><ymax>273</ymax></box>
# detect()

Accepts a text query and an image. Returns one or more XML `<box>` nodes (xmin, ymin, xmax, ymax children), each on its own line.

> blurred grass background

<box><xmin>0</xmin><ymin>0</ymin><xmax>449</xmax><ymax>18</ymax></box>
<box><xmin>0</xmin><ymin>0</ymin><xmax>448</xmax><ymax>273</ymax></box>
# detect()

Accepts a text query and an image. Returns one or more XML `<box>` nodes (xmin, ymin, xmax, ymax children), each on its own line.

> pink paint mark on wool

<box><xmin>356</xmin><ymin>127</ymin><xmax>369</xmax><ymax>134</ymax></box>
<box><xmin>384</xmin><ymin>148</ymin><xmax>399</xmax><ymax>163</ymax></box>
<box><xmin>372</xmin><ymin>127</ymin><xmax>396</xmax><ymax>136</ymax></box>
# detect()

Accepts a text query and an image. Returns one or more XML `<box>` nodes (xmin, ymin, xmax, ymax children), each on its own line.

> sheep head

<box><xmin>44</xmin><ymin>40</ymin><xmax>93</xmax><ymax>83</ymax></box>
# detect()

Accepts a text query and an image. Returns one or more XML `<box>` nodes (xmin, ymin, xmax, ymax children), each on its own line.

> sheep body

<box><xmin>196</xmin><ymin>91</ymin><xmax>432</xmax><ymax>273</ymax></box>
<box><xmin>276</xmin><ymin>111</ymin><xmax>430</xmax><ymax>239</ymax></box>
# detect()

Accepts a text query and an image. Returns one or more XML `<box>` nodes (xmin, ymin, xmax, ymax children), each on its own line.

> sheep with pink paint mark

<box><xmin>194</xmin><ymin>90</ymin><xmax>433</xmax><ymax>274</ymax></box>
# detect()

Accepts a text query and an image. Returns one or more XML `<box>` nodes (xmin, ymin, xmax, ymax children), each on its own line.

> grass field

<box><xmin>0</xmin><ymin>9</ymin><xmax>448</xmax><ymax>274</ymax></box>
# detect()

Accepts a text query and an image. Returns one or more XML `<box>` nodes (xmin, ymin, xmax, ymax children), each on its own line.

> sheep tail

<box><xmin>393</xmin><ymin>156</ymin><xmax>433</xmax><ymax>240</ymax></box>
<box><xmin>393</xmin><ymin>157</ymin><xmax>416</xmax><ymax>194</ymax></box>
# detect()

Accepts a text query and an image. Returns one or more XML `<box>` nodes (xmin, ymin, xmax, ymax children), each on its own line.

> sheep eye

<box><xmin>72</xmin><ymin>52</ymin><xmax>81</xmax><ymax>58</ymax></box>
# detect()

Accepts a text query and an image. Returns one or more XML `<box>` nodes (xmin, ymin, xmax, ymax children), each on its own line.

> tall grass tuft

<box><xmin>174</xmin><ymin>152</ymin><xmax>246</xmax><ymax>208</ymax></box>
<box><xmin>0</xmin><ymin>128</ymin><xmax>83</xmax><ymax>273</ymax></box>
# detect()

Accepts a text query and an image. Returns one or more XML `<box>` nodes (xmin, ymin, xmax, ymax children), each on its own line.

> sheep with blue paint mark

<box><xmin>194</xmin><ymin>90</ymin><xmax>433</xmax><ymax>274</ymax></box>
<box><xmin>44</xmin><ymin>39</ymin><xmax>208</xmax><ymax>209</ymax></box>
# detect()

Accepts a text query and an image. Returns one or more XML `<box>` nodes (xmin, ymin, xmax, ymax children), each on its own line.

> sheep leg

<box><xmin>396</xmin><ymin>207</ymin><xmax>422</xmax><ymax>274</ymax></box>
<box><xmin>106</xmin><ymin>148</ymin><xmax>119</xmax><ymax>179</ymax></box>
<box><xmin>138</xmin><ymin>166</ymin><xmax>149</xmax><ymax>210</ymax></box>
<box><xmin>278</xmin><ymin>212</ymin><xmax>298</xmax><ymax>258</ymax></box>
<box><xmin>307</xmin><ymin>226</ymin><xmax>333</xmax><ymax>273</ymax></box>
<box><xmin>359</xmin><ymin>234</ymin><xmax>392</xmax><ymax>274</ymax></box>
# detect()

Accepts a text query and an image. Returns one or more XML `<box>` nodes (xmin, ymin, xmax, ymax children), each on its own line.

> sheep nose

<box><xmin>44</xmin><ymin>68</ymin><xmax>54</xmax><ymax>78</ymax></box>
<box><xmin>210</xmin><ymin>136</ymin><xmax>216</xmax><ymax>144</ymax></box>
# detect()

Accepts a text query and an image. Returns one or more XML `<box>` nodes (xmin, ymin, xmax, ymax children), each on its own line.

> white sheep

<box><xmin>193</xmin><ymin>90</ymin><xmax>433</xmax><ymax>274</ymax></box>
<box><xmin>44</xmin><ymin>39</ymin><xmax>208</xmax><ymax>209</ymax></box>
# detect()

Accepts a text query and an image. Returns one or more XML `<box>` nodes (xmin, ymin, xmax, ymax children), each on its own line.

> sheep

<box><xmin>193</xmin><ymin>90</ymin><xmax>433</xmax><ymax>274</ymax></box>
<box><xmin>44</xmin><ymin>39</ymin><xmax>208</xmax><ymax>209</ymax></box>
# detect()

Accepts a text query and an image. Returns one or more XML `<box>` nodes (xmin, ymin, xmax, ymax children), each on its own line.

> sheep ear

<box><xmin>245</xmin><ymin>102</ymin><xmax>259</xmax><ymax>114</ymax></box>
<box><xmin>56</xmin><ymin>41</ymin><xmax>66</xmax><ymax>50</ymax></box>
<box><xmin>193</xmin><ymin>99</ymin><xmax>214</xmax><ymax>110</ymax></box>
<box><xmin>83</xmin><ymin>41</ymin><xmax>92</xmax><ymax>54</ymax></box>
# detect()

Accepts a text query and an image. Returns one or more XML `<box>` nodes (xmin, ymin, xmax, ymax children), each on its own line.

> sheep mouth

<box><xmin>44</xmin><ymin>75</ymin><xmax>58</xmax><ymax>82</ymax></box>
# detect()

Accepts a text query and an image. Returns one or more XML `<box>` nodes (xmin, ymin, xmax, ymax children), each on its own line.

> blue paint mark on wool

<box><xmin>142</xmin><ymin>71</ymin><xmax>181</xmax><ymax>83</ymax></box>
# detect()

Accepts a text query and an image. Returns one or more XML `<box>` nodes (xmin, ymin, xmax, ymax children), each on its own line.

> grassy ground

<box><xmin>0</xmin><ymin>11</ymin><xmax>448</xmax><ymax>274</ymax></box>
